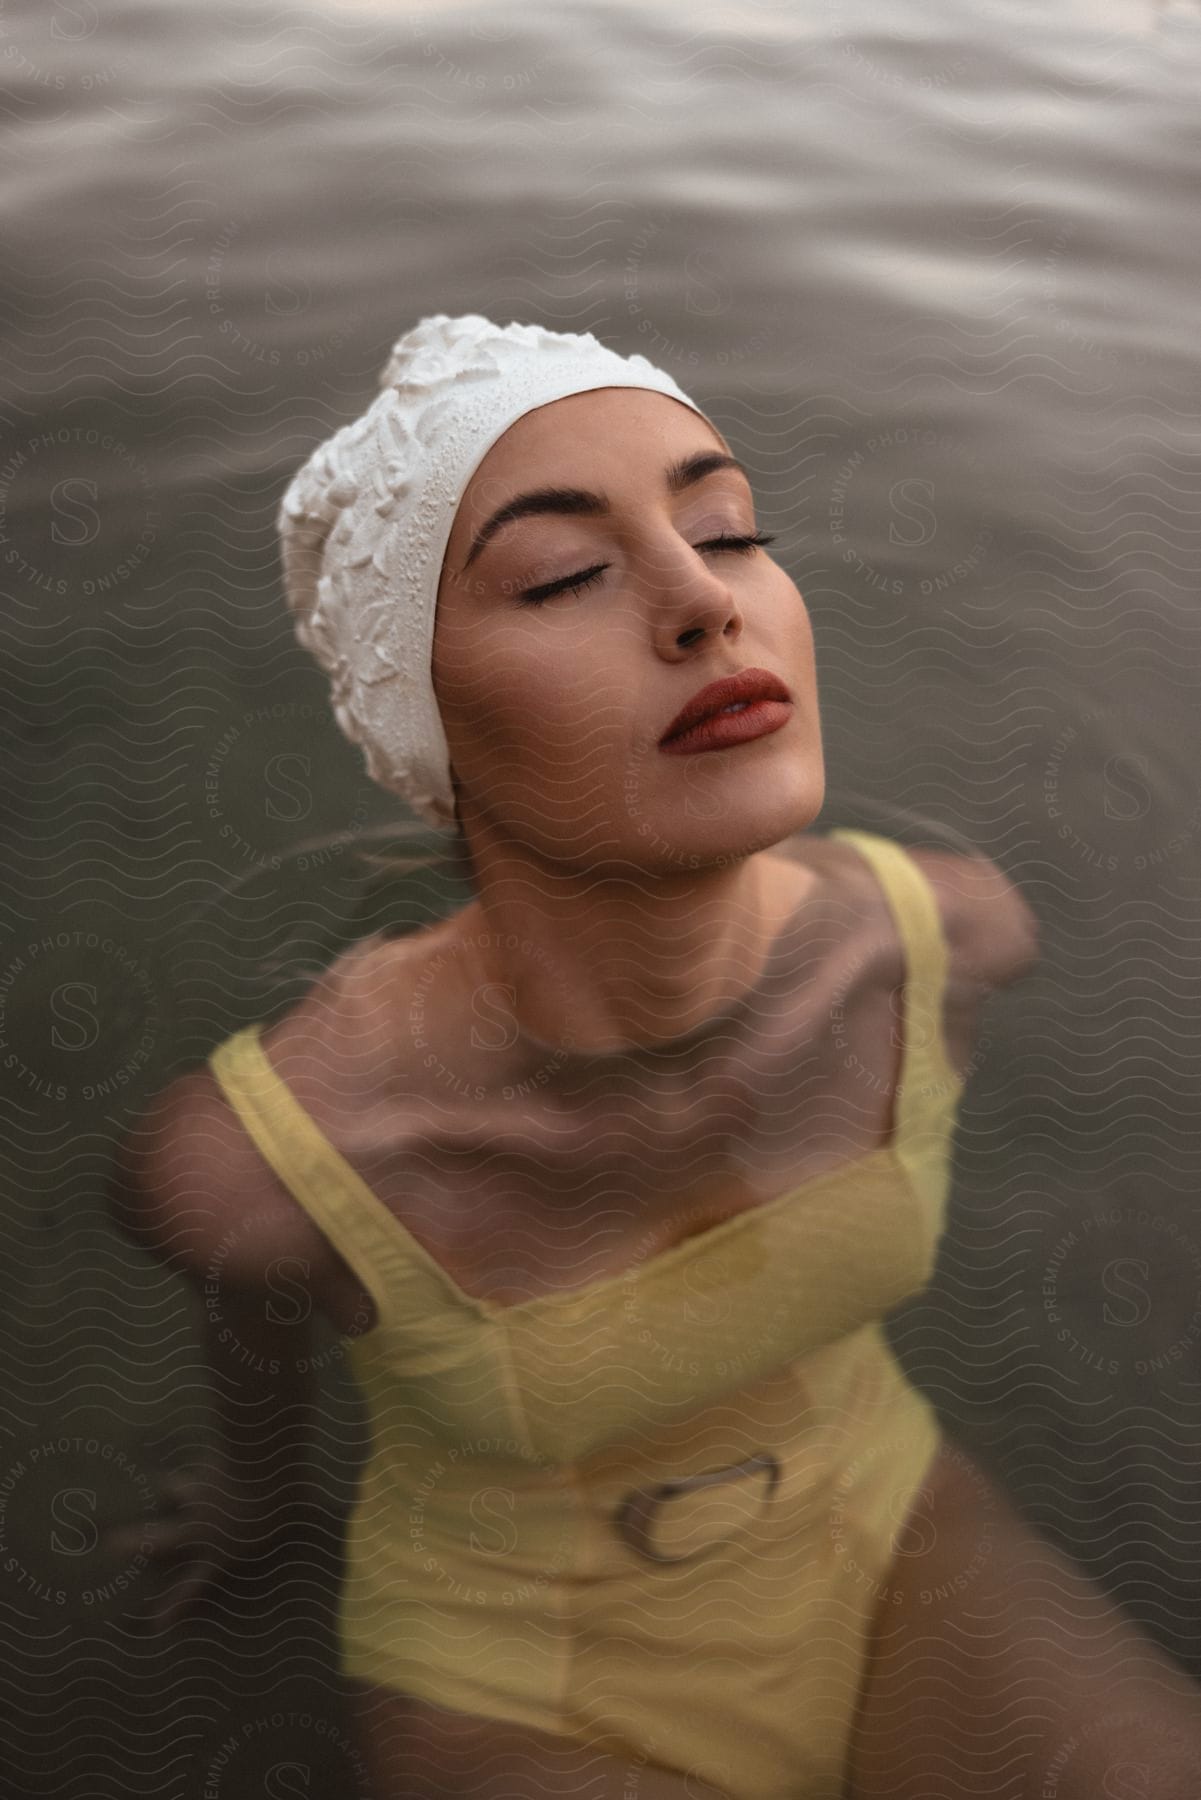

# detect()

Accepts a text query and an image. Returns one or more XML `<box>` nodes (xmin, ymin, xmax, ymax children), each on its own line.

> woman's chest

<box><xmin>300</xmin><ymin>921</ymin><xmax>915</xmax><ymax>1322</ymax></box>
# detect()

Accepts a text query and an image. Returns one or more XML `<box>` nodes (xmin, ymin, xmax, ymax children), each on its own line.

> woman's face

<box><xmin>433</xmin><ymin>385</ymin><xmax>824</xmax><ymax>871</ymax></box>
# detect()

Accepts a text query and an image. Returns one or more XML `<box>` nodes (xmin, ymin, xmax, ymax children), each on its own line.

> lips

<box><xmin>659</xmin><ymin>667</ymin><xmax>792</xmax><ymax>745</ymax></box>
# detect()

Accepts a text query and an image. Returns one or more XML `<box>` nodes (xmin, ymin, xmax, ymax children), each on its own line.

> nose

<box><xmin>633</xmin><ymin>536</ymin><xmax>743</xmax><ymax>649</ymax></box>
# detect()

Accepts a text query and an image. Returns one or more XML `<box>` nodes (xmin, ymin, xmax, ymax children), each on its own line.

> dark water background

<box><xmin>3</xmin><ymin>0</ymin><xmax>1201</xmax><ymax>1791</ymax></box>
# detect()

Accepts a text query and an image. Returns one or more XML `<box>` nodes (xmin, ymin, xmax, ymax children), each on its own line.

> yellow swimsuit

<box><xmin>208</xmin><ymin>829</ymin><xmax>964</xmax><ymax>1799</ymax></box>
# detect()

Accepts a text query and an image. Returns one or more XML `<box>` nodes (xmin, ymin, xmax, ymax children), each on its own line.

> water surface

<box><xmin>2</xmin><ymin>0</ymin><xmax>1201</xmax><ymax>1789</ymax></box>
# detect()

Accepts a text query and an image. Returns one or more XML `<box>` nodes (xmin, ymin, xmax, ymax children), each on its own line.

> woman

<box><xmin>109</xmin><ymin>317</ymin><xmax>1201</xmax><ymax>1798</ymax></box>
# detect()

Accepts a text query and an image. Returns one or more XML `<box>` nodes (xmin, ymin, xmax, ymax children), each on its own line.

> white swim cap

<box><xmin>277</xmin><ymin>313</ymin><xmax>716</xmax><ymax>829</ymax></box>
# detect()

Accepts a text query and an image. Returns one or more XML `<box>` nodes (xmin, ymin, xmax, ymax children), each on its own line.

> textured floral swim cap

<box><xmin>277</xmin><ymin>313</ymin><xmax>716</xmax><ymax>829</ymax></box>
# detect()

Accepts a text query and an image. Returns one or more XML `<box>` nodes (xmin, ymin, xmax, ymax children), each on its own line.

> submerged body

<box><xmin>203</xmin><ymin>827</ymin><xmax>976</xmax><ymax>1798</ymax></box>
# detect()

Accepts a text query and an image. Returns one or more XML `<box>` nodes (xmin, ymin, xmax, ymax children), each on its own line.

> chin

<box><xmin>746</xmin><ymin>770</ymin><xmax>826</xmax><ymax>841</ymax></box>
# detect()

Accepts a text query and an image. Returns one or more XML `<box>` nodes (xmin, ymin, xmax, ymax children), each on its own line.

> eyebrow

<box><xmin>460</xmin><ymin>450</ymin><xmax>751</xmax><ymax>571</ymax></box>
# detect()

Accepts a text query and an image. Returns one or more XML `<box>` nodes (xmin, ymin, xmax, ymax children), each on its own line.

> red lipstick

<box><xmin>658</xmin><ymin>667</ymin><xmax>792</xmax><ymax>755</ymax></box>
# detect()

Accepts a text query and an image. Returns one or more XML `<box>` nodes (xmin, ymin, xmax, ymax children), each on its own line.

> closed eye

<box><xmin>515</xmin><ymin>530</ymin><xmax>778</xmax><ymax>607</ymax></box>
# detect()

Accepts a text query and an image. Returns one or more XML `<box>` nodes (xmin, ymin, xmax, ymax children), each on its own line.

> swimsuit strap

<box><xmin>826</xmin><ymin>828</ymin><xmax>962</xmax><ymax>1139</ymax></box>
<box><xmin>207</xmin><ymin>1023</ymin><xmax>443</xmax><ymax>1330</ymax></box>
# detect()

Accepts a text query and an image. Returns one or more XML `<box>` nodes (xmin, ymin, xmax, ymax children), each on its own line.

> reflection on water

<box><xmin>2</xmin><ymin>0</ymin><xmax>1201</xmax><ymax>1786</ymax></box>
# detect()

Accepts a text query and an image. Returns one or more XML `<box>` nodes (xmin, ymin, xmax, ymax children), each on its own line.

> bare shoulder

<box><xmin>903</xmin><ymin>845</ymin><xmax>1040</xmax><ymax>992</ymax></box>
<box><xmin>256</xmin><ymin>908</ymin><xmax>464</xmax><ymax>1094</ymax></box>
<box><xmin>107</xmin><ymin>1038</ymin><xmax>342</xmax><ymax>1293</ymax></box>
<box><xmin>777</xmin><ymin>829</ymin><xmax>1040</xmax><ymax>992</ymax></box>
<box><xmin>108</xmin><ymin>925</ymin><xmax>403</xmax><ymax>1329</ymax></box>
<box><xmin>801</xmin><ymin>833</ymin><xmax>1041</xmax><ymax>1088</ymax></box>
<box><xmin>108</xmin><ymin>920</ymin><xmax>446</xmax><ymax>1268</ymax></box>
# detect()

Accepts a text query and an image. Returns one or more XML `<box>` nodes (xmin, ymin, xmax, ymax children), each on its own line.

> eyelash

<box><xmin>515</xmin><ymin>530</ymin><xmax>778</xmax><ymax>607</ymax></box>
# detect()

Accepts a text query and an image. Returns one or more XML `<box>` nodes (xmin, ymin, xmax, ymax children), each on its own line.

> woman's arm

<box><xmin>845</xmin><ymin>1437</ymin><xmax>1201</xmax><ymax>1799</ymax></box>
<box><xmin>105</xmin><ymin>1289</ymin><xmax>324</xmax><ymax>1629</ymax></box>
<box><xmin>106</xmin><ymin>1075</ymin><xmax>328</xmax><ymax>1625</ymax></box>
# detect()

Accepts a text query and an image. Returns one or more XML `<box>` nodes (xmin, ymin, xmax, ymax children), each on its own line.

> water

<box><xmin>3</xmin><ymin>0</ymin><xmax>1201</xmax><ymax>1789</ymax></box>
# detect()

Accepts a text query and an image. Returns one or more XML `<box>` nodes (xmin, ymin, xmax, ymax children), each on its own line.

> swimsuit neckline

<box><xmin>242</xmin><ymin>1018</ymin><xmax>912</xmax><ymax>1322</ymax></box>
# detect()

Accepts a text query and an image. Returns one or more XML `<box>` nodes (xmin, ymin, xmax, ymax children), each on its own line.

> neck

<box><xmin>445</xmin><ymin>835</ymin><xmax>819</xmax><ymax>1059</ymax></box>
